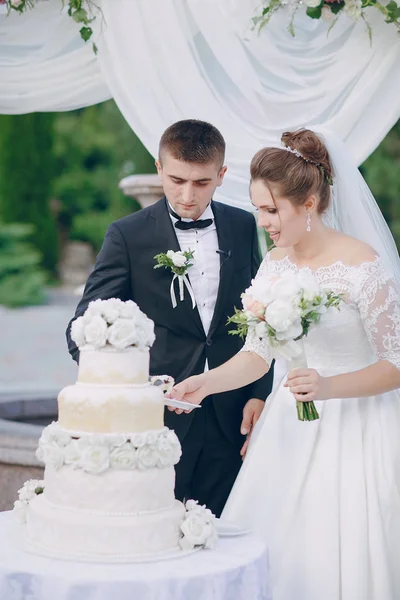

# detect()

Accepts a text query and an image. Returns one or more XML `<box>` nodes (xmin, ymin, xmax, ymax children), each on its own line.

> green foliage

<box><xmin>52</xmin><ymin>100</ymin><xmax>155</xmax><ymax>252</ymax></box>
<box><xmin>360</xmin><ymin>121</ymin><xmax>400</xmax><ymax>249</ymax></box>
<box><xmin>0</xmin><ymin>113</ymin><xmax>59</xmax><ymax>276</ymax></box>
<box><xmin>0</xmin><ymin>222</ymin><xmax>47</xmax><ymax>308</ymax></box>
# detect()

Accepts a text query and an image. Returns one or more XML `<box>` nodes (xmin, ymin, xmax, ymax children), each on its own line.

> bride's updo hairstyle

<box><xmin>250</xmin><ymin>129</ymin><xmax>333</xmax><ymax>214</ymax></box>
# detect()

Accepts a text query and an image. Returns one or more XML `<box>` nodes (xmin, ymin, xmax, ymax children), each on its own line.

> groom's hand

<box><xmin>240</xmin><ymin>398</ymin><xmax>264</xmax><ymax>459</ymax></box>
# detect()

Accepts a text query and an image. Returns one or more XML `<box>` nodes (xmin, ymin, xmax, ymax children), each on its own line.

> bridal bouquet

<box><xmin>228</xmin><ymin>270</ymin><xmax>342</xmax><ymax>421</ymax></box>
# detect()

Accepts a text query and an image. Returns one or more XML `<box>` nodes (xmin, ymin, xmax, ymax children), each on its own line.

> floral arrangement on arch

<box><xmin>253</xmin><ymin>0</ymin><xmax>400</xmax><ymax>38</ymax></box>
<box><xmin>2</xmin><ymin>0</ymin><xmax>98</xmax><ymax>51</ymax></box>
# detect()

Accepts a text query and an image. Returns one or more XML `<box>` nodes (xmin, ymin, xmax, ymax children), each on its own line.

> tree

<box><xmin>361</xmin><ymin>121</ymin><xmax>400</xmax><ymax>248</ymax></box>
<box><xmin>0</xmin><ymin>113</ymin><xmax>59</xmax><ymax>276</ymax></box>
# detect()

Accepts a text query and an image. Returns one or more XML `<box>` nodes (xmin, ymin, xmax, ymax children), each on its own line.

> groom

<box><xmin>66</xmin><ymin>119</ymin><xmax>274</xmax><ymax>517</ymax></box>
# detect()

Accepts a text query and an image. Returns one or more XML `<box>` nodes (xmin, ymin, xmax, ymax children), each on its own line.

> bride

<box><xmin>171</xmin><ymin>128</ymin><xmax>400</xmax><ymax>599</ymax></box>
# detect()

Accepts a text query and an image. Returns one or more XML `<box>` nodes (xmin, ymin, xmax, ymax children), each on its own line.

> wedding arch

<box><xmin>0</xmin><ymin>0</ymin><xmax>399</xmax><ymax>209</ymax></box>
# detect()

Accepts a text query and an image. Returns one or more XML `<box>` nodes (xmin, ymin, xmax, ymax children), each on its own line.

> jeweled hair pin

<box><xmin>281</xmin><ymin>145</ymin><xmax>334</xmax><ymax>186</ymax></box>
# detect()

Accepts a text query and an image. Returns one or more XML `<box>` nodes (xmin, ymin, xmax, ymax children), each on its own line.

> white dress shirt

<box><xmin>169</xmin><ymin>203</ymin><xmax>220</xmax><ymax>336</ymax></box>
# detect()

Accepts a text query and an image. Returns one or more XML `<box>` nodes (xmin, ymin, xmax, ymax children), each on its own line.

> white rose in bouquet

<box><xmin>166</xmin><ymin>250</ymin><xmax>187</xmax><ymax>268</ymax></box>
<box><xmin>107</xmin><ymin>433</ymin><xmax>129</xmax><ymax>448</ymax></box>
<box><xmin>110</xmin><ymin>443</ymin><xmax>138</xmax><ymax>469</ymax></box>
<box><xmin>84</xmin><ymin>315</ymin><xmax>108</xmax><ymax>349</ymax></box>
<box><xmin>80</xmin><ymin>444</ymin><xmax>110</xmax><ymax>474</ymax></box>
<box><xmin>107</xmin><ymin>318</ymin><xmax>138</xmax><ymax>349</ymax></box>
<box><xmin>272</xmin><ymin>272</ymin><xmax>303</xmax><ymax>300</ymax></box>
<box><xmin>264</xmin><ymin>299</ymin><xmax>301</xmax><ymax>333</ymax></box>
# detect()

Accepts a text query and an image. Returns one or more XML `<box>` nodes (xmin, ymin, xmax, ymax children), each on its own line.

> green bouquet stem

<box><xmin>288</xmin><ymin>339</ymin><xmax>320</xmax><ymax>422</ymax></box>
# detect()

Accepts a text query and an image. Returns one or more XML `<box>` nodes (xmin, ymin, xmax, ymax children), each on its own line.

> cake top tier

<box><xmin>70</xmin><ymin>299</ymin><xmax>155</xmax><ymax>351</ymax></box>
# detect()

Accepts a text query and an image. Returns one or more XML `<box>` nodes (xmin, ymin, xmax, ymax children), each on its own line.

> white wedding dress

<box><xmin>222</xmin><ymin>252</ymin><xmax>400</xmax><ymax>600</ymax></box>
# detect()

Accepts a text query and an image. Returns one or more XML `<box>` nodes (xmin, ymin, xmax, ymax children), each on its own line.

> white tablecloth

<box><xmin>0</xmin><ymin>511</ymin><xmax>271</xmax><ymax>600</ymax></box>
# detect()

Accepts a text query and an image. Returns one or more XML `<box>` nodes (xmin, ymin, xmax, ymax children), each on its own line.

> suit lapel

<box><xmin>208</xmin><ymin>201</ymin><xmax>235</xmax><ymax>337</ymax></box>
<box><xmin>152</xmin><ymin>198</ymin><xmax>205</xmax><ymax>336</ymax></box>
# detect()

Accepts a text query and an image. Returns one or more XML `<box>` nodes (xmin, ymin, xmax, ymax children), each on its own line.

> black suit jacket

<box><xmin>66</xmin><ymin>198</ymin><xmax>273</xmax><ymax>445</ymax></box>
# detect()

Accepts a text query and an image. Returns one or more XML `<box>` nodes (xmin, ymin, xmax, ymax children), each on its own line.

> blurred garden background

<box><xmin>0</xmin><ymin>102</ymin><xmax>398</xmax><ymax>308</ymax></box>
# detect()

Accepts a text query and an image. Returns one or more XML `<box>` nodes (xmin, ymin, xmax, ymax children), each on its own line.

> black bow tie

<box><xmin>169</xmin><ymin>206</ymin><xmax>213</xmax><ymax>231</ymax></box>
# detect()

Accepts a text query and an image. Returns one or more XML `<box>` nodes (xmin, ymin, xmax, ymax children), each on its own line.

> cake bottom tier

<box><xmin>25</xmin><ymin>495</ymin><xmax>186</xmax><ymax>562</ymax></box>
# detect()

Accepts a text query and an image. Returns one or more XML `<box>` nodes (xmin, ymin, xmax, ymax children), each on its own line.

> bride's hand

<box><xmin>284</xmin><ymin>368</ymin><xmax>331</xmax><ymax>401</ymax></box>
<box><xmin>168</xmin><ymin>374</ymin><xmax>208</xmax><ymax>414</ymax></box>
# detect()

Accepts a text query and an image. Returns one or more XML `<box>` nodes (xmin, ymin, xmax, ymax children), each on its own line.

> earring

<box><xmin>306</xmin><ymin>213</ymin><xmax>311</xmax><ymax>232</ymax></box>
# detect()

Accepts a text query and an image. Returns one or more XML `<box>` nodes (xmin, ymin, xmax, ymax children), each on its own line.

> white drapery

<box><xmin>0</xmin><ymin>0</ymin><xmax>399</xmax><ymax>209</ymax></box>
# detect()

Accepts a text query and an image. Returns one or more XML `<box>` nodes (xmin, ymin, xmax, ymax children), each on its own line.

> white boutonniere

<box><xmin>154</xmin><ymin>249</ymin><xmax>196</xmax><ymax>309</ymax></box>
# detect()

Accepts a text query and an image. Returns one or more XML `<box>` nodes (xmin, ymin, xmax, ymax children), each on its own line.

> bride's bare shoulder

<box><xmin>330</xmin><ymin>231</ymin><xmax>378</xmax><ymax>265</ymax></box>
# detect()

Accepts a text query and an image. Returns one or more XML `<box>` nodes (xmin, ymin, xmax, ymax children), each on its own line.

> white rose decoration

<box><xmin>166</xmin><ymin>250</ymin><xmax>187</xmax><ymax>268</ymax></box>
<box><xmin>80</xmin><ymin>444</ymin><xmax>110</xmax><ymax>474</ymax></box>
<box><xmin>321</xmin><ymin>6</ymin><xmax>335</xmax><ymax>21</ymax></box>
<box><xmin>107</xmin><ymin>318</ymin><xmax>137</xmax><ymax>349</ymax></box>
<box><xmin>180</xmin><ymin>512</ymin><xmax>215</xmax><ymax>549</ymax></box>
<box><xmin>101</xmin><ymin>298</ymin><xmax>124</xmax><ymax>324</ymax></box>
<box><xmin>70</xmin><ymin>316</ymin><xmax>86</xmax><ymax>348</ymax></box>
<box><xmin>344</xmin><ymin>0</ymin><xmax>362</xmax><ymax>20</ymax></box>
<box><xmin>40</xmin><ymin>421</ymin><xmax>60</xmax><ymax>444</ymax></box>
<box><xmin>108</xmin><ymin>433</ymin><xmax>129</xmax><ymax>448</ymax></box>
<box><xmin>119</xmin><ymin>300</ymin><xmax>140</xmax><ymax>319</ymax></box>
<box><xmin>130</xmin><ymin>432</ymin><xmax>146</xmax><ymax>448</ymax></box>
<box><xmin>84</xmin><ymin>299</ymin><xmax>104</xmax><ymax>322</ymax></box>
<box><xmin>136</xmin><ymin>444</ymin><xmax>159</xmax><ymax>469</ymax></box>
<box><xmin>13</xmin><ymin>500</ymin><xmax>28</xmax><ymax>524</ymax></box>
<box><xmin>84</xmin><ymin>315</ymin><xmax>108</xmax><ymax>349</ymax></box>
<box><xmin>18</xmin><ymin>479</ymin><xmax>44</xmax><ymax>502</ymax></box>
<box><xmin>39</xmin><ymin>442</ymin><xmax>65</xmax><ymax>470</ymax></box>
<box><xmin>64</xmin><ymin>440</ymin><xmax>81</xmax><ymax>468</ymax></box>
<box><xmin>156</xmin><ymin>435</ymin><xmax>181</xmax><ymax>467</ymax></box>
<box><xmin>110</xmin><ymin>443</ymin><xmax>137</xmax><ymax>469</ymax></box>
<box><xmin>265</xmin><ymin>299</ymin><xmax>300</xmax><ymax>333</ymax></box>
<box><xmin>145</xmin><ymin>430</ymin><xmax>159</xmax><ymax>445</ymax></box>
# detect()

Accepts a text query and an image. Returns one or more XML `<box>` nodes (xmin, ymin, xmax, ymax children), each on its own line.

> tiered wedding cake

<box><xmin>14</xmin><ymin>298</ymin><xmax>217</xmax><ymax>562</ymax></box>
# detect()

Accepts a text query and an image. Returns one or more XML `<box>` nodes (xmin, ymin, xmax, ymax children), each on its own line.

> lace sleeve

<box><xmin>357</xmin><ymin>258</ymin><xmax>400</xmax><ymax>370</ymax></box>
<box><xmin>239</xmin><ymin>253</ymin><xmax>273</xmax><ymax>365</ymax></box>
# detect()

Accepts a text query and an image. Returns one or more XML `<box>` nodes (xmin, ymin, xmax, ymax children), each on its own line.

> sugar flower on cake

<box><xmin>179</xmin><ymin>500</ymin><xmax>218</xmax><ymax>551</ymax></box>
<box><xmin>70</xmin><ymin>298</ymin><xmax>155</xmax><ymax>351</ymax></box>
<box><xmin>110</xmin><ymin>443</ymin><xmax>138</xmax><ymax>470</ymax></box>
<box><xmin>13</xmin><ymin>479</ymin><xmax>44</xmax><ymax>524</ymax></box>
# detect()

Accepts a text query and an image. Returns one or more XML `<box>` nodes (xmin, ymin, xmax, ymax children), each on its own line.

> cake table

<box><xmin>0</xmin><ymin>511</ymin><xmax>272</xmax><ymax>600</ymax></box>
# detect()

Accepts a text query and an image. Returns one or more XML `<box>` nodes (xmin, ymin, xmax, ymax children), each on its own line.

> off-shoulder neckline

<box><xmin>266</xmin><ymin>253</ymin><xmax>382</xmax><ymax>274</ymax></box>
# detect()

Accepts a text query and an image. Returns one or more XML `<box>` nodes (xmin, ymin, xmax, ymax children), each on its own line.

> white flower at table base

<box><xmin>228</xmin><ymin>270</ymin><xmax>343</xmax><ymax>421</ymax></box>
<box><xmin>153</xmin><ymin>249</ymin><xmax>197</xmax><ymax>309</ymax></box>
<box><xmin>253</xmin><ymin>0</ymin><xmax>400</xmax><ymax>39</ymax></box>
<box><xmin>179</xmin><ymin>500</ymin><xmax>218</xmax><ymax>551</ymax></box>
<box><xmin>70</xmin><ymin>298</ymin><xmax>155</xmax><ymax>351</ymax></box>
<box><xmin>35</xmin><ymin>422</ymin><xmax>181</xmax><ymax>472</ymax></box>
<box><xmin>13</xmin><ymin>479</ymin><xmax>44</xmax><ymax>524</ymax></box>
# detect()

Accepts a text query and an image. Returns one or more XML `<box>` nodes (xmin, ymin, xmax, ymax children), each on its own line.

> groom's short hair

<box><xmin>159</xmin><ymin>120</ymin><xmax>225</xmax><ymax>168</ymax></box>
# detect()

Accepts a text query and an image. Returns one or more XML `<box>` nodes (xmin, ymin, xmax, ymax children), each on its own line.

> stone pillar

<box><xmin>119</xmin><ymin>174</ymin><xmax>163</xmax><ymax>209</ymax></box>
